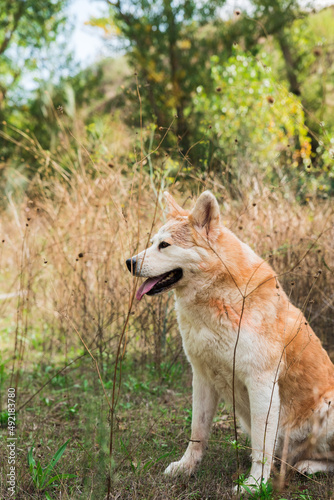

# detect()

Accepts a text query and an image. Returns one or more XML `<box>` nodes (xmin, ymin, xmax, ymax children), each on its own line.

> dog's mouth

<box><xmin>136</xmin><ymin>268</ymin><xmax>183</xmax><ymax>301</ymax></box>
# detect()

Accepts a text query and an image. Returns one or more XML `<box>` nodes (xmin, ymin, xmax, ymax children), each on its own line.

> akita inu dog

<box><xmin>126</xmin><ymin>191</ymin><xmax>334</xmax><ymax>490</ymax></box>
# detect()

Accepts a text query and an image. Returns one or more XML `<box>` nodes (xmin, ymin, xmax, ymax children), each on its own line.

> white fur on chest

<box><xmin>174</xmin><ymin>297</ymin><xmax>264</xmax><ymax>413</ymax></box>
<box><xmin>176</xmin><ymin>301</ymin><xmax>254</xmax><ymax>396</ymax></box>
<box><xmin>175</xmin><ymin>297</ymin><xmax>265</xmax><ymax>367</ymax></box>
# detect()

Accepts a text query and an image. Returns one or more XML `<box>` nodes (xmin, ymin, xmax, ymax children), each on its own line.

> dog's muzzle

<box><xmin>126</xmin><ymin>257</ymin><xmax>137</xmax><ymax>275</ymax></box>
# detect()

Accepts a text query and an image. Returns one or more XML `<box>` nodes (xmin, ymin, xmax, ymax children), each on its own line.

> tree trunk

<box><xmin>164</xmin><ymin>1</ymin><xmax>189</xmax><ymax>153</ymax></box>
<box><xmin>277</xmin><ymin>33</ymin><xmax>301</xmax><ymax>96</ymax></box>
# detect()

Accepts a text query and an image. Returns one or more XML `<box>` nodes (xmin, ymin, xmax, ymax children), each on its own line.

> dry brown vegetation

<box><xmin>0</xmin><ymin>132</ymin><xmax>334</xmax><ymax>498</ymax></box>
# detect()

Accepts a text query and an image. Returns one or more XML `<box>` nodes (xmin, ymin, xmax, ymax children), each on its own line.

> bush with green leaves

<box><xmin>27</xmin><ymin>440</ymin><xmax>76</xmax><ymax>497</ymax></box>
<box><xmin>193</xmin><ymin>49</ymin><xmax>316</xmax><ymax>195</ymax></box>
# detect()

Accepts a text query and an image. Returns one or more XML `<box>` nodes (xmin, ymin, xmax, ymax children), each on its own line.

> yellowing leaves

<box><xmin>86</xmin><ymin>17</ymin><xmax>121</xmax><ymax>37</ymax></box>
<box><xmin>177</xmin><ymin>39</ymin><xmax>191</xmax><ymax>50</ymax></box>
<box><xmin>301</xmin><ymin>140</ymin><xmax>312</xmax><ymax>158</ymax></box>
<box><xmin>150</xmin><ymin>71</ymin><xmax>165</xmax><ymax>83</ymax></box>
<box><xmin>146</xmin><ymin>60</ymin><xmax>165</xmax><ymax>83</ymax></box>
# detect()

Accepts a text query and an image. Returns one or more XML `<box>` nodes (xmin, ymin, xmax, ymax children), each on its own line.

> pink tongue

<box><xmin>136</xmin><ymin>274</ymin><xmax>167</xmax><ymax>301</ymax></box>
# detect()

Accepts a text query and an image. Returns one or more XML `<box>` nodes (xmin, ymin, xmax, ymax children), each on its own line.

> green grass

<box><xmin>27</xmin><ymin>439</ymin><xmax>76</xmax><ymax>494</ymax></box>
<box><xmin>1</xmin><ymin>352</ymin><xmax>333</xmax><ymax>499</ymax></box>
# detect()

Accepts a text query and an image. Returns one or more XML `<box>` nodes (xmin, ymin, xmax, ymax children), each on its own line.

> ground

<box><xmin>1</xmin><ymin>350</ymin><xmax>333</xmax><ymax>499</ymax></box>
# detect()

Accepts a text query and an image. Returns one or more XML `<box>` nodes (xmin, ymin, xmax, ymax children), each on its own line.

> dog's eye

<box><xmin>159</xmin><ymin>241</ymin><xmax>170</xmax><ymax>250</ymax></box>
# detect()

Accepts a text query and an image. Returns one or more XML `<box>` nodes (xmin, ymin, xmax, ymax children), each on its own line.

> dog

<box><xmin>126</xmin><ymin>190</ymin><xmax>334</xmax><ymax>491</ymax></box>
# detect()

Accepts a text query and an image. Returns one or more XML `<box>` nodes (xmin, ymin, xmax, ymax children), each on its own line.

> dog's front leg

<box><xmin>165</xmin><ymin>368</ymin><xmax>218</xmax><ymax>476</ymax></box>
<box><xmin>242</xmin><ymin>375</ymin><xmax>280</xmax><ymax>489</ymax></box>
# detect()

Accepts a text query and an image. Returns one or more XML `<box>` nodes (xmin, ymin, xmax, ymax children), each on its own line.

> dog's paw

<box><xmin>295</xmin><ymin>460</ymin><xmax>312</xmax><ymax>475</ymax></box>
<box><xmin>294</xmin><ymin>459</ymin><xmax>334</xmax><ymax>475</ymax></box>
<box><xmin>164</xmin><ymin>460</ymin><xmax>195</xmax><ymax>476</ymax></box>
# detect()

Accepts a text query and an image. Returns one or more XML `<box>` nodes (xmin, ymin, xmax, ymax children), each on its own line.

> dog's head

<box><xmin>126</xmin><ymin>191</ymin><xmax>223</xmax><ymax>301</ymax></box>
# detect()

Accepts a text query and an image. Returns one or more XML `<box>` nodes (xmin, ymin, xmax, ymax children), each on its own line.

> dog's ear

<box><xmin>189</xmin><ymin>191</ymin><xmax>221</xmax><ymax>240</ymax></box>
<box><xmin>164</xmin><ymin>192</ymin><xmax>187</xmax><ymax>218</ymax></box>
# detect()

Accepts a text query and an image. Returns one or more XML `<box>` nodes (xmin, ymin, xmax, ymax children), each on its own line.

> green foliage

<box><xmin>63</xmin><ymin>402</ymin><xmax>79</xmax><ymax>419</ymax></box>
<box><xmin>26</xmin><ymin>63</ymin><xmax>105</xmax><ymax>148</ymax></box>
<box><xmin>1</xmin><ymin>0</ymin><xmax>334</xmax><ymax>198</ymax></box>
<box><xmin>228</xmin><ymin>438</ymin><xmax>245</xmax><ymax>451</ymax></box>
<box><xmin>0</xmin><ymin>0</ymin><xmax>69</xmax><ymax>103</ymax></box>
<box><xmin>297</xmin><ymin>492</ymin><xmax>313</xmax><ymax>500</ymax></box>
<box><xmin>292</xmin><ymin>11</ymin><xmax>334</xmax><ymax>152</ymax></box>
<box><xmin>0</xmin><ymin>0</ymin><xmax>72</xmax><ymax>170</ymax></box>
<box><xmin>0</xmin><ymin>354</ymin><xmax>9</xmax><ymax>387</ymax></box>
<box><xmin>120</xmin><ymin>436</ymin><xmax>173</xmax><ymax>475</ymax></box>
<box><xmin>248</xmin><ymin>2</ymin><xmax>334</xmax><ymax>188</ymax></box>
<box><xmin>0</xmin><ymin>410</ymin><xmax>9</xmax><ymax>428</ymax></box>
<box><xmin>90</xmin><ymin>0</ymin><xmax>227</xmax><ymax>151</ymax></box>
<box><xmin>82</xmin><ymin>0</ymin><xmax>333</xmax><ymax>195</ymax></box>
<box><xmin>235</xmin><ymin>474</ymin><xmax>274</xmax><ymax>499</ymax></box>
<box><xmin>184</xmin><ymin>408</ymin><xmax>192</xmax><ymax>425</ymax></box>
<box><xmin>0</xmin><ymin>355</ymin><xmax>10</xmax><ymax>427</ymax></box>
<box><xmin>124</xmin><ymin>374</ymin><xmax>156</xmax><ymax>394</ymax></box>
<box><xmin>27</xmin><ymin>440</ymin><xmax>76</xmax><ymax>494</ymax></box>
<box><xmin>251</xmin><ymin>0</ymin><xmax>301</xmax><ymax>34</ymax></box>
<box><xmin>193</xmin><ymin>49</ymin><xmax>332</xmax><ymax>196</ymax></box>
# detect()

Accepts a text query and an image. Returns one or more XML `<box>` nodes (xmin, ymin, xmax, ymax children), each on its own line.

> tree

<box><xmin>194</xmin><ymin>51</ymin><xmax>312</xmax><ymax>195</ymax></box>
<box><xmin>91</xmin><ymin>0</ymin><xmax>226</xmax><ymax>153</ymax></box>
<box><xmin>0</xmin><ymin>0</ymin><xmax>69</xmax><ymax>113</ymax></box>
<box><xmin>239</xmin><ymin>0</ymin><xmax>321</xmax><ymax>152</ymax></box>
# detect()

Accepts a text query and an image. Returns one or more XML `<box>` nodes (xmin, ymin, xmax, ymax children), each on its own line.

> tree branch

<box><xmin>0</xmin><ymin>1</ymin><xmax>26</xmax><ymax>56</ymax></box>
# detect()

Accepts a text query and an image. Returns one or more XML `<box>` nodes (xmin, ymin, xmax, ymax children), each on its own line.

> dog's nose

<box><xmin>126</xmin><ymin>258</ymin><xmax>136</xmax><ymax>274</ymax></box>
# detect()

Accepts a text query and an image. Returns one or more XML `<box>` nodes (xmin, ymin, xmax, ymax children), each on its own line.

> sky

<box><xmin>68</xmin><ymin>0</ymin><xmax>334</xmax><ymax>67</ymax></box>
<box><xmin>67</xmin><ymin>0</ymin><xmax>108</xmax><ymax>66</ymax></box>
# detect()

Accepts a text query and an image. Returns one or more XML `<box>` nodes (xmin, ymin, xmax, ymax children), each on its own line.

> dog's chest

<box><xmin>175</xmin><ymin>299</ymin><xmax>253</xmax><ymax>380</ymax></box>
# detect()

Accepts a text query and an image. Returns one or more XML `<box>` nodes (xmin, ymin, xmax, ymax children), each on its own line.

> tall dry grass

<box><xmin>0</xmin><ymin>124</ymin><xmax>334</xmax><ymax>498</ymax></box>
<box><xmin>1</xmin><ymin>182</ymin><xmax>333</xmax><ymax>380</ymax></box>
<box><xmin>1</xmin><ymin>139</ymin><xmax>334</xmax><ymax>382</ymax></box>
